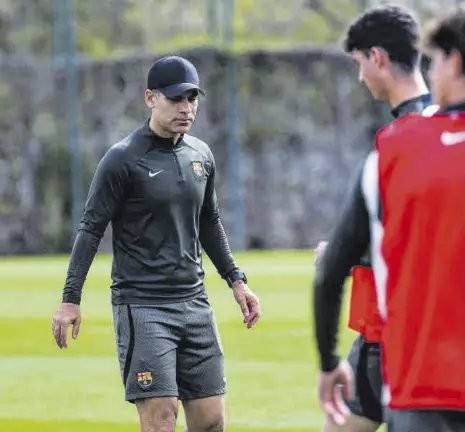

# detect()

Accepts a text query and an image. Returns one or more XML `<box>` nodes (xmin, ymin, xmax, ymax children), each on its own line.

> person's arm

<box><xmin>199</xmin><ymin>154</ymin><xmax>260</xmax><ymax>328</ymax></box>
<box><xmin>62</xmin><ymin>145</ymin><xmax>131</xmax><ymax>305</ymax></box>
<box><xmin>199</xmin><ymin>156</ymin><xmax>238</xmax><ymax>280</ymax></box>
<box><xmin>313</xmin><ymin>160</ymin><xmax>371</xmax><ymax>372</ymax></box>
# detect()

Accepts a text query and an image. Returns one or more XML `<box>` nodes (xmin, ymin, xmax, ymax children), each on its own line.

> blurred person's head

<box><xmin>343</xmin><ymin>4</ymin><xmax>422</xmax><ymax>104</ymax></box>
<box><xmin>423</xmin><ymin>5</ymin><xmax>465</xmax><ymax>108</ymax></box>
<box><xmin>144</xmin><ymin>56</ymin><xmax>205</xmax><ymax>140</ymax></box>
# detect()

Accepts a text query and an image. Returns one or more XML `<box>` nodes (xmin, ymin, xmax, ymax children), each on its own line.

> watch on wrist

<box><xmin>225</xmin><ymin>270</ymin><xmax>247</xmax><ymax>288</ymax></box>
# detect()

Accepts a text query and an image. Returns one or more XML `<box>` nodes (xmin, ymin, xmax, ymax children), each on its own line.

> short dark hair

<box><xmin>423</xmin><ymin>5</ymin><xmax>465</xmax><ymax>74</ymax></box>
<box><xmin>343</xmin><ymin>4</ymin><xmax>421</xmax><ymax>73</ymax></box>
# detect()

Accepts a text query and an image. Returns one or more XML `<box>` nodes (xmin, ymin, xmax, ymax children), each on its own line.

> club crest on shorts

<box><xmin>191</xmin><ymin>161</ymin><xmax>204</xmax><ymax>178</ymax></box>
<box><xmin>137</xmin><ymin>371</ymin><xmax>153</xmax><ymax>388</ymax></box>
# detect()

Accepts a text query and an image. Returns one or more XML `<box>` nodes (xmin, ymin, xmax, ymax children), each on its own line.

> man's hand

<box><xmin>314</xmin><ymin>240</ymin><xmax>328</xmax><ymax>267</ymax></box>
<box><xmin>232</xmin><ymin>281</ymin><xmax>261</xmax><ymax>329</ymax></box>
<box><xmin>318</xmin><ymin>360</ymin><xmax>354</xmax><ymax>426</ymax></box>
<box><xmin>52</xmin><ymin>303</ymin><xmax>81</xmax><ymax>349</ymax></box>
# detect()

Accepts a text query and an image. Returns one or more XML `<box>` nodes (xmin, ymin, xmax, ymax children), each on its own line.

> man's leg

<box><xmin>177</xmin><ymin>294</ymin><xmax>226</xmax><ymax>432</ymax></box>
<box><xmin>113</xmin><ymin>304</ymin><xmax>183</xmax><ymax>432</ymax></box>
<box><xmin>136</xmin><ymin>397</ymin><xmax>178</xmax><ymax>432</ymax></box>
<box><xmin>387</xmin><ymin>409</ymin><xmax>465</xmax><ymax>432</ymax></box>
<box><xmin>182</xmin><ymin>395</ymin><xmax>225</xmax><ymax>432</ymax></box>
<box><xmin>323</xmin><ymin>335</ymin><xmax>382</xmax><ymax>432</ymax></box>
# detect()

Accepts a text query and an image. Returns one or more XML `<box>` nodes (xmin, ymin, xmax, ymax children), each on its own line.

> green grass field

<box><xmin>0</xmin><ymin>250</ymin><xmax>356</xmax><ymax>431</ymax></box>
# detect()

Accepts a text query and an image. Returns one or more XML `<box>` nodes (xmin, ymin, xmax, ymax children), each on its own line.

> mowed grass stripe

<box><xmin>0</xmin><ymin>420</ymin><xmax>319</xmax><ymax>432</ymax></box>
<box><xmin>0</xmin><ymin>286</ymin><xmax>313</xmax><ymax>320</ymax></box>
<box><xmin>0</xmin><ymin>251</ymin><xmax>355</xmax><ymax>431</ymax></box>
<box><xmin>0</xmin><ymin>251</ymin><xmax>315</xmax><ymax>282</ymax></box>
<box><xmin>0</xmin><ymin>356</ymin><xmax>323</xmax><ymax>428</ymax></box>
<box><xmin>0</xmin><ymin>317</ymin><xmax>313</xmax><ymax>363</ymax></box>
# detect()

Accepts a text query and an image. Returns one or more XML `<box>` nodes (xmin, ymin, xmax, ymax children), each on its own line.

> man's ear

<box><xmin>370</xmin><ymin>47</ymin><xmax>389</xmax><ymax>69</ymax></box>
<box><xmin>450</xmin><ymin>49</ymin><xmax>464</xmax><ymax>79</ymax></box>
<box><xmin>144</xmin><ymin>89</ymin><xmax>156</xmax><ymax>108</ymax></box>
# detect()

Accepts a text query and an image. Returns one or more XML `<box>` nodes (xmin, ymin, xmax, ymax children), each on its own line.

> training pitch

<box><xmin>0</xmin><ymin>250</ymin><xmax>356</xmax><ymax>432</ymax></box>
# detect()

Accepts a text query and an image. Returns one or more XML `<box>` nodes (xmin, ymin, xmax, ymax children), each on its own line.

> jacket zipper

<box><xmin>172</xmin><ymin>151</ymin><xmax>185</xmax><ymax>183</ymax></box>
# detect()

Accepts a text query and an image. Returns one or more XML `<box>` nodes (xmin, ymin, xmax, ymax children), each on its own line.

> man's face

<box><xmin>351</xmin><ymin>49</ymin><xmax>388</xmax><ymax>101</ymax></box>
<box><xmin>145</xmin><ymin>89</ymin><xmax>199</xmax><ymax>136</ymax></box>
<box><xmin>428</xmin><ymin>48</ymin><xmax>455</xmax><ymax>108</ymax></box>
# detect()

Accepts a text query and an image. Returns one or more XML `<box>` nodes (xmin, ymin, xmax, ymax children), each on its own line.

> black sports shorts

<box><xmin>112</xmin><ymin>293</ymin><xmax>225</xmax><ymax>403</ymax></box>
<box><xmin>346</xmin><ymin>334</ymin><xmax>384</xmax><ymax>424</ymax></box>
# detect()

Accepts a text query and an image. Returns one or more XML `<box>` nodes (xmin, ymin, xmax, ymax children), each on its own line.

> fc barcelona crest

<box><xmin>191</xmin><ymin>161</ymin><xmax>204</xmax><ymax>178</ymax></box>
<box><xmin>137</xmin><ymin>371</ymin><xmax>153</xmax><ymax>389</ymax></box>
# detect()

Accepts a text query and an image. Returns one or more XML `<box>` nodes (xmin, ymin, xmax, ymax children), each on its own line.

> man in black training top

<box><xmin>52</xmin><ymin>56</ymin><xmax>261</xmax><ymax>432</ymax></box>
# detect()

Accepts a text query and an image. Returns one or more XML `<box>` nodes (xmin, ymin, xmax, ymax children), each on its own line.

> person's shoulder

<box><xmin>361</xmin><ymin>150</ymin><xmax>378</xmax><ymax>180</ymax></box>
<box><xmin>106</xmin><ymin>134</ymin><xmax>133</xmax><ymax>158</ymax></box>
<box><xmin>183</xmin><ymin>134</ymin><xmax>213</xmax><ymax>158</ymax></box>
<box><xmin>361</xmin><ymin>150</ymin><xmax>379</xmax><ymax>216</ymax></box>
<box><xmin>107</xmin><ymin>128</ymin><xmax>149</xmax><ymax>160</ymax></box>
<box><xmin>350</xmin><ymin>150</ymin><xmax>377</xmax><ymax>189</ymax></box>
<box><xmin>99</xmin><ymin>131</ymin><xmax>140</xmax><ymax>173</ymax></box>
<box><xmin>377</xmin><ymin>112</ymin><xmax>422</xmax><ymax>144</ymax></box>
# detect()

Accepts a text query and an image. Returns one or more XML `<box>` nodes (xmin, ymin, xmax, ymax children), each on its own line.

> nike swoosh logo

<box><xmin>440</xmin><ymin>131</ymin><xmax>465</xmax><ymax>146</ymax></box>
<box><xmin>148</xmin><ymin>169</ymin><xmax>163</xmax><ymax>178</ymax></box>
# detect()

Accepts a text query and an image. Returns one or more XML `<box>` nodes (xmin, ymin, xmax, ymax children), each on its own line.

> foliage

<box><xmin>0</xmin><ymin>0</ymin><xmax>456</xmax><ymax>58</ymax></box>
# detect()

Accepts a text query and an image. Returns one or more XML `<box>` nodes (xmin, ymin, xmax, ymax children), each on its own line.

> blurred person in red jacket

<box><xmin>373</xmin><ymin>5</ymin><xmax>465</xmax><ymax>431</ymax></box>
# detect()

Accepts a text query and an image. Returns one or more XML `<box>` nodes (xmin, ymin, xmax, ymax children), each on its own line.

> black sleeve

<box><xmin>62</xmin><ymin>146</ymin><xmax>130</xmax><ymax>304</ymax></box>
<box><xmin>62</xmin><ymin>230</ymin><xmax>100</xmax><ymax>304</ymax></box>
<box><xmin>79</xmin><ymin>145</ymin><xmax>131</xmax><ymax>237</ymax></box>
<box><xmin>313</xmin><ymin>161</ymin><xmax>371</xmax><ymax>372</ymax></box>
<box><xmin>199</xmin><ymin>157</ymin><xmax>238</xmax><ymax>279</ymax></box>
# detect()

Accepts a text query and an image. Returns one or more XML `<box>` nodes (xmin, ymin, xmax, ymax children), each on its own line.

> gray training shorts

<box><xmin>112</xmin><ymin>293</ymin><xmax>226</xmax><ymax>403</ymax></box>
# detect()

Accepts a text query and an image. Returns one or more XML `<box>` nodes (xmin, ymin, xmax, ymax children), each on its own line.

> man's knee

<box><xmin>136</xmin><ymin>396</ymin><xmax>178</xmax><ymax>432</ymax></box>
<box><xmin>203</xmin><ymin>416</ymin><xmax>225</xmax><ymax>432</ymax></box>
<box><xmin>185</xmin><ymin>410</ymin><xmax>224</xmax><ymax>432</ymax></box>
<box><xmin>186</xmin><ymin>416</ymin><xmax>224</xmax><ymax>432</ymax></box>
<box><xmin>181</xmin><ymin>418</ymin><xmax>224</xmax><ymax>432</ymax></box>
<box><xmin>183</xmin><ymin>395</ymin><xmax>225</xmax><ymax>432</ymax></box>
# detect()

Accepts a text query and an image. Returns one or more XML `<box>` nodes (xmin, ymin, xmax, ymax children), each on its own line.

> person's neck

<box><xmin>149</xmin><ymin>117</ymin><xmax>180</xmax><ymax>143</ymax></box>
<box><xmin>387</xmin><ymin>71</ymin><xmax>429</xmax><ymax>109</ymax></box>
<box><xmin>442</xmin><ymin>85</ymin><xmax>465</xmax><ymax>109</ymax></box>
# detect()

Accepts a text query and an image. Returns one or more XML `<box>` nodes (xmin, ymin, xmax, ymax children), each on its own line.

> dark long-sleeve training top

<box><xmin>313</xmin><ymin>93</ymin><xmax>432</xmax><ymax>372</ymax></box>
<box><xmin>62</xmin><ymin>120</ymin><xmax>238</xmax><ymax>306</ymax></box>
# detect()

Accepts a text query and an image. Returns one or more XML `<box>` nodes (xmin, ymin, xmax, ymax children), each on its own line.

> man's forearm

<box><xmin>200</xmin><ymin>212</ymin><xmax>237</xmax><ymax>279</ymax></box>
<box><xmin>62</xmin><ymin>229</ymin><xmax>101</xmax><ymax>305</ymax></box>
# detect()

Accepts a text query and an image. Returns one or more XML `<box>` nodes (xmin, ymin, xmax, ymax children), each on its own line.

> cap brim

<box><xmin>159</xmin><ymin>83</ymin><xmax>205</xmax><ymax>98</ymax></box>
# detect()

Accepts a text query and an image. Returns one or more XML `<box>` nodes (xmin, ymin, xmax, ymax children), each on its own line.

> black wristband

<box><xmin>224</xmin><ymin>270</ymin><xmax>247</xmax><ymax>288</ymax></box>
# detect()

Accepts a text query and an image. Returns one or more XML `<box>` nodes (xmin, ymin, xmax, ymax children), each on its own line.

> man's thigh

<box><xmin>386</xmin><ymin>409</ymin><xmax>465</xmax><ymax>432</ymax></box>
<box><xmin>345</xmin><ymin>335</ymin><xmax>384</xmax><ymax>425</ymax></box>
<box><xmin>177</xmin><ymin>295</ymin><xmax>226</xmax><ymax>401</ymax></box>
<box><xmin>183</xmin><ymin>395</ymin><xmax>225</xmax><ymax>432</ymax></box>
<box><xmin>113</xmin><ymin>304</ymin><xmax>183</xmax><ymax>403</ymax></box>
<box><xmin>136</xmin><ymin>397</ymin><xmax>179</xmax><ymax>432</ymax></box>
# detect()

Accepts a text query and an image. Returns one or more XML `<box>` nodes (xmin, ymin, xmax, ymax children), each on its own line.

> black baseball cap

<box><xmin>147</xmin><ymin>56</ymin><xmax>205</xmax><ymax>98</ymax></box>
